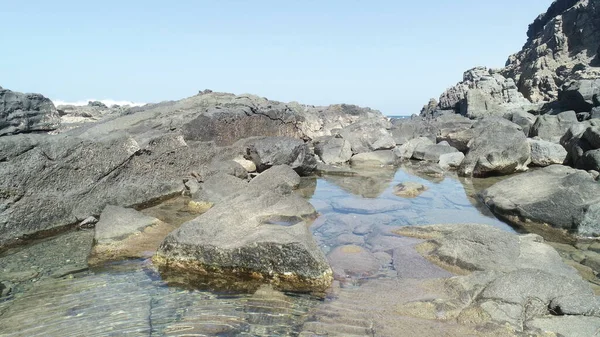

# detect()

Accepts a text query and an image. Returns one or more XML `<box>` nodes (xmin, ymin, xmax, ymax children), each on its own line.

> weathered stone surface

<box><xmin>337</xmin><ymin>118</ymin><xmax>395</xmax><ymax>154</ymax></box>
<box><xmin>559</xmin><ymin>79</ymin><xmax>600</xmax><ymax>112</ymax></box>
<box><xmin>313</xmin><ymin>136</ymin><xmax>352</xmax><ymax>165</ymax></box>
<box><xmin>530</xmin><ymin>110</ymin><xmax>578</xmax><ymax>143</ymax></box>
<box><xmin>394</xmin><ymin>224</ymin><xmax>600</xmax><ymax>334</ymax></box>
<box><xmin>200</xmin><ymin>160</ymin><xmax>248</xmax><ymax>180</ymax></box>
<box><xmin>412</xmin><ymin>144</ymin><xmax>460</xmax><ymax>162</ymax></box>
<box><xmin>154</xmin><ymin>187</ymin><xmax>331</xmax><ymax>294</ymax></box>
<box><xmin>503</xmin><ymin>0</ymin><xmax>600</xmax><ymax>103</ymax></box>
<box><xmin>248</xmin><ymin>165</ymin><xmax>301</xmax><ymax>192</ymax></box>
<box><xmin>246</xmin><ymin>136</ymin><xmax>316</xmax><ymax>175</ymax></box>
<box><xmin>509</xmin><ymin>110</ymin><xmax>537</xmax><ymax>136</ymax></box>
<box><xmin>393</xmin><ymin>137</ymin><xmax>434</xmax><ymax>160</ymax></box>
<box><xmin>480</xmin><ymin>165</ymin><xmax>600</xmax><ymax>236</ymax></box>
<box><xmin>89</xmin><ymin>205</ymin><xmax>176</xmax><ymax>265</ymax></box>
<box><xmin>527</xmin><ymin>138</ymin><xmax>567</xmax><ymax>166</ymax></box>
<box><xmin>0</xmin><ymin>133</ymin><xmax>218</xmax><ymax>247</ymax></box>
<box><xmin>438</xmin><ymin>152</ymin><xmax>465</xmax><ymax>170</ymax></box>
<box><xmin>349</xmin><ymin>150</ymin><xmax>396</xmax><ymax>166</ymax></box>
<box><xmin>458</xmin><ymin>118</ymin><xmax>530</xmax><ymax>177</ymax></box>
<box><xmin>193</xmin><ymin>173</ymin><xmax>248</xmax><ymax>203</ymax></box>
<box><xmin>0</xmin><ymin>87</ymin><xmax>60</xmax><ymax>136</ymax></box>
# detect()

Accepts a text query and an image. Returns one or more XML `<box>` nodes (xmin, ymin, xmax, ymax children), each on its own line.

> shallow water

<box><xmin>0</xmin><ymin>164</ymin><xmax>545</xmax><ymax>336</ymax></box>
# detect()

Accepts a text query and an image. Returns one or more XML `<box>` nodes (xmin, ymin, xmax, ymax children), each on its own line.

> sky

<box><xmin>1</xmin><ymin>0</ymin><xmax>553</xmax><ymax>115</ymax></box>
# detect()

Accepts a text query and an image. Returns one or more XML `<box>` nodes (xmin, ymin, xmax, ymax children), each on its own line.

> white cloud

<box><xmin>52</xmin><ymin>99</ymin><xmax>146</xmax><ymax>107</ymax></box>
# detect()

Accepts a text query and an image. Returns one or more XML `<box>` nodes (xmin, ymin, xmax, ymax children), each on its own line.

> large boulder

<box><xmin>458</xmin><ymin>118</ymin><xmax>531</xmax><ymax>177</ymax></box>
<box><xmin>0</xmin><ymin>87</ymin><xmax>60</xmax><ymax>136</ymax></box>
<box><xmin>527</xmin><ymin>138</ymin><xmax>567</xmax><ymax>166</ymax></box>
<box><xmin>349</xmin><ymin>150</ymin><xmax>396</xmax><ymax>166</ymax></box>
<box><xmin>245</xmin><ymin>136</ymin><xmax>316</xmax><ymax>175</ymax></box>
<box><xmin>480</xmin><ymin>165</ymin><xmax>600</xmax><ymax>237</ymax></box>
<box><xmin>337</xmin><ymin>118</ymin><xmax>396</xmax><ymax>154</ymax></box>
<box><xmin>313</xmin><ymin>136</ymin><xmax>352</xmax><ymax>165</ymax></box>
<box><xmin>530</xmin><ymin>110</ymin><xmax>578</xmax><ymax>143</ymax></box>
<box><xmin>154</xmin><ymin>187</ymin><xmax>332</xmax><ymax>295</ymax></box>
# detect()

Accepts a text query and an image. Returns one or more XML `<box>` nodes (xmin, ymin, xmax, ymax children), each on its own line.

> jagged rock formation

<box><xmin>422</xmin><ymin>0</ymin><xmax>600</xmax><ymax>118</ymax></box>
<box><xmin>0</xmin><ymin>87</ymin><xmax>60</xmax><ymax>136</ymax></box>
<box><xmin>503</xmin><ymin>0</ymin><xmax>600</xmax><ymax>103</ymax></box>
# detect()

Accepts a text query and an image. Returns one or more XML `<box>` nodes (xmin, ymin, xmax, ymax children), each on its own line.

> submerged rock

<box><xmin>393</xmin><ymin>182</ymin><xmax>428</xmax><ymax>198</ymax></box>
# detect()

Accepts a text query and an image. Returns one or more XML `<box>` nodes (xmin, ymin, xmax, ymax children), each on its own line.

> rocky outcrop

<box><xmin>0</xmin><ymin>87</ymin><xmax>60</xmax><ymax>136</ymax></box>
<box><xmin>480</xmin><ymin>165</ymin><xmax>600</xmax><ymax>237</ymax></box>
<box><xmin>245</xmin><ymin>136</ymin><xmax>317</xmax><ymax>175</ymax></box>
<box><xmin>503</xmin><ymin>0</ymin><xmax>600</xmax><ymax>103</ymax></box>
<box><xmin>424</xmin><ymin>67</ymin><xmax>533</xmax><ymax>119</ymax></box>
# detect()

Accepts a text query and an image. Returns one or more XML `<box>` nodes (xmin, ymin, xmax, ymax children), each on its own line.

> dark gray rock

<box><xmin>0</xmin><ymin>133</ymin><xmax>217</xmax><ymax>247</ymax></box>
<box><xmin>530</xmin><ymin>110</ymin><xmax>578</xmax><ymax>143</ymax></box>
<box><xmin>194</xmin><ymin>173</ymin><xmax>248</xmax><ymax>203</ymax></box>
<box><xmin>583</xmin><ymin>125</ymin><xmax>600</xmax><ymax>148</ymax></box>
<box><xmin>0</xmin><ymin>87</ymin><xmax>60</xmax><ymax>136</ymax></box>
<box><xmin>154</xmin><ymin>187</ymin><xmax>332</xmax><ymax>294</ymax></box>
<box><xmin>200</xmin><ymin>160</ymin><xmax>248</xmax><ymax>180</ymax></box>
<box><xmin>509</xmin><ymin>110</ymin><xmax>537</xmax><ymax>136</ymax></box>
<box><xmin>480</xmin><ymin>165</ymin><xmax>600</xmax><ymax>236</ymax></box>
<box><xmin>527</xmin><ymin>138</ymin><xmax>567</xmax><ymax>166</ymax></box>
<box><xmin>458</xmin><ymin>118</ymin><xmax>530</xmax><ymax>177</ymax></box>
<box><xmin>246</xmin><ymin>136</ymin><xmax>316</xmax><ymax>175</ymax></box>
<box><xmin>559</xmin><ymin>79</ymin><xmax>600</xmax><ymax>112</ymax></box>
<box><xmin>392</xmin><ymin>137</ymin><xmax>434</xmax><ymax>160</ymax></box>
<box><xmin>592</xmin><ymin>107</ymin><xmax>600</xmax><ymax>119</ymax></box>
<box><xmin>581</xmin><ymin>149</ymin><xmax>600</xmax><ymax>171</ymax></box>
<box><xmin>313</xmin><ymin>136</ymin><xmax>352</xmax><ymax>165</ymax></box>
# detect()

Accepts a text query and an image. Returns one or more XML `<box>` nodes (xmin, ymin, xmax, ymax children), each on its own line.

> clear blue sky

<box><xmin>1</xmin><ymin>0</ymin><xmax>552</xmax><ymax>115</ymax></box>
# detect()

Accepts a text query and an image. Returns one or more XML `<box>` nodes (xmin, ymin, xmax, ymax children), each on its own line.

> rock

<box><xmin>0</xmin><ymin>133</ymin><xmax>218</xmax><ymax>247</ymax></box>
<box><xmin>337</xmin><ymin>118</ymin><xmax>396</xmax><ymax>154</ymax></box>
<box><xmin>592</xmin><ymin>107</ymin><xmax>600</xmax><ymax>119</ymax></box>
<box><xmin>530</xmin><ymin>110</ymin><xmax>578</xmax><ymax>143</ymax></box>
<box><xmin>248</xmin><ymin>165</ymin><xmax>301</xmax><ymax>192</ymax></box>
<box><xmin>503</xmin><ymin>0</ymin><xmax>600</xmax><ymax>103</ymax></box>
<box><xmin>392</xmin><ymin>137</ymin><xmax>434</xmax><ymax>160</ymax></box>
<box><xmin>89</xmin><ymin>205</ymin><xmax>175</xmax><ymax>264</ymax></box>
<box><xmin>154</xmin><ymin>188</ymin><xmax>331</xmax><ymax>294</ymax></box>
<box><xmin>390</xmin><ymin>118</ymin><xmax>438</xmax><ymax>144</ymax></box>
<box><xmin>438</xmin><ymin>152</ymin><xmax>465</xmax><ymax>170</ymax></box>
<box><xmin>559</xmin><ymin>79</ymin><xmax>600</xmax><ymax>112</ymax></box>
<box><xmin>412</xmin><ymin>144</ymin><xmax>460</xmax><ymax>162</ymax></box>
<box><xmin>581</xmin><ymin>149</ymin><xmax>600</xmax><ymax>171</ymax></box>
<box><xmin>561</xmin><ymin>121</ymin><xmax>597</xmax><ymax>168</ymax></box>
<box><xmin>527</xmin><ymin>138</ymin><xmax>567</xmax><ymax>166</ymax></box>
<box><xmin>584</xmin><ymin>125</ymin><xmax>600</xmax><ymax>149</ymax></box>
<box><xmin>509</xmin><ymin>110</ymin><xmax>537</xmax><ymax>136</ymax></box>
<box><xmin>458</xmin><ymin>118</ymin><xmax>531</xmax><ymax>177</ymax></box>
<box><xmin>349</xmin><ymin>150</ymin><xmax>396</xmax><ymax>166</ymax></box>
<box><xmin>93</xmin><ymin>205</ymin><xmax>161</xmax><ymax>243</ymax></box>
<box><xmin>200</xmin><ymin>160</ymin><xmax>248</xmax><ymax>180</ymax></box>
<box><xmin>480</xmin><ymin>165</ymin><xmax>600</xmax><ymax>237</ymax></box>
<box><xmin>0</xmin><ymin>87</ymin><xmax>60</xmax><ymax>136</ymax></box>
<box><xmin>246</xmin><ymin>136</ymin><xmax>316</xmax><ymax>175</ymax></box>
<box><xmin>232</xmin><ymin>157</ymin><xmax>257</xmax><ymax>173</ymax></box>
<box><xmin>392</xmin><ymin>245</ymin><xmax>452</xmax><ymax>279</ymax></box>
<box><xmin>331</xmin><ymin>198</ymin><xmax>408</xmax><ymax>214</ymax></box>
<box><xmin>322</xmin><ymin>166</ymin><xmax>395</xmax><ymax>198</ymax></box>
<box><xmin>327</xmin><ymin>245</ymin><xmax>381</xmax><ymax>279</ymax></box>
<box><xmin>193</xmin><ymin>173</ymin><xmax>248</xmax><ymax>203</ymax></box>
<box><xmin>393</xmin><ymin>182</ymin><xmax>428</xmax><ymax>198</ymax></box>
<box><xmin>313</xmin><ymin>136</ymin><xmax>352</xmax><ymax>164</ymax></box>
<box><xmin>526</xmin><ymin>316</ymin><xmax>600</xmax><ymax>337</ymax></box>
<box><xmin>0</xmin><ymin>281</ymin><xmax>13</xmax><ymax>298</ymax></box>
